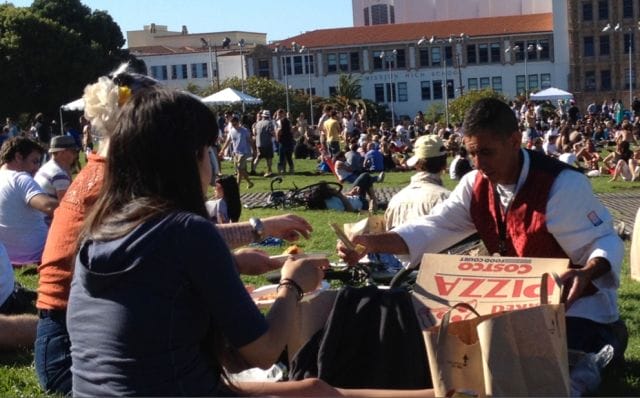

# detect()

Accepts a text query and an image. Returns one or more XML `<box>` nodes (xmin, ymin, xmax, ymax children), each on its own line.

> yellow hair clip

<box><xmin>118</xmin><ymin>86</ymin><xmax>132</xmax><ymax>107</ymax></box>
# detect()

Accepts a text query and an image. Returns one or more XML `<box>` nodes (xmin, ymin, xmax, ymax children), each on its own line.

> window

<box><xmin>338</xmin><ymin>53</ymin><xmax>349</xmax><ymax>72</ymax></box>
<box><xmin>585</xmin><ymin>71</ymin><xmax>596</xmax><ymax>91</ymax></box>
<box><xmin>623</xmin><ymin>0</ymin><xmax>633</xmax><ymax>18</ymax></box>
<box><xmin>396</xmin><ymin>49</ymin><xmax>406</xmax><ymax>68</ymax></box>
<box><xmin>304</xmin><ymin>55</ymin><xmax>315</xmax><ymax>74</ymax></box>
<box><xmin>421</xmin><ymin>81</ymin><xmax>431</xmax><ymax>100</ymax></box>
<box><xmin>282</xmin><ymin>57</ymin><xmax>292</xmax><ymax>75</ymax></box>
<box><xmin>419</xmin><ymin>48</ymin><xmax>429</xmax><ymax>67</ymax></box>
<box><xmin>492</xmin><ymin>76</ymin><xmax>503</xmax><ymax>92</ymax></box>
<box><xmin>446</xmin><ymin>79</ymin><xmax>454</xmax><ymax>99</ymax></box>
<box><xmin>397</xmin><ymin>82</ymin><xmax>408</xmax><ymax>102</ymax></box>
<box><xmin>363</xmin><ymin>7</ymin><xmax>369</xmax><ymax>26</ymax></box>
<box><xmin>601</xmin><ymin>70</ymin><xmax>612</xmax><ymax>90</ymax></box>
<box><xmin>257</xmin><ymin>60</ymin><xmax>269</xmax><ymax>78</ymax></box>
<box><xmin>583</xmin><ymin>2</ymin><xmax>593</xmax><ymax>20</ymax></box>
<box><xmin>305</xmin><ymin>87</ymin><xmax>316</xmax><ymax>95</ymax></box>
<box><xmin>624</xmin><ymin>33</ymin><xmax>634</xmax><ymax>53</ymax></box>
<box><xmin>516</xmin><ymin>75</ymin><xmax>526</xmax><ymax>95</ymax></box>
<box><xmin>390</xmin><ymin>5</ymin><xmax>395</xmax><ymax>23</ymax></box>
<box><xmin>293</xmin><ymin>56</ymin><xmax>303</xmax><ymax>74</ymax></box>
<box><xmin>468</xmin><ymin>78</ymin><xmax>478</xmax><ymax>91</ymax></box>
<box><xmin>150</xmin><ymin>65</ymin><xmax>167</xmax><ymax>80</ymax></box>
<box><xmin>329</xmin><ymin>86</ymin><xmax>337</xmax><ymax>97</ymax></box>
<box><xmin>584</xmin><ymin>36</ymin><xmax>595</xmax><ymax>57</ymax></box>
<box><xmin>371</xmin><ymin>4</ymin><xmax>389</xmax><ymax>24</ymax></box>
<box><xmin>513</xmin><ymin>41</ymin><xmax>525</xmax><ymax>61</ymax></box>
<box><xmin>372</xmin><ymin>51</ymin><xmax>384</xmax><ymax>70</ymax></box>
<box><xmin>625</xmin><ymin>67</ymin><xmax>636</xmax><ymax>89</ymax></box>
<box><xmin>600</xmin><ymin>35</ymin><xmax>610</xmax><ymax>56</ymax></box>
<box><xmin>466</xmin><ymin>44</ymin><xmax>477</xmax><ymax>64</ymax></box>
<box><xmin>529</xmin><ymin>74</ymin><xmax>539</xmax><ymax>91</ymax></box>
<box><xmin>433</xmin><ymin>80</ymin><xmax>443</xmax><ymax>99</ymax></box>
<box><xmin>191</xmin><ymin>63</ymin><xmax>208</xmax><ymax>78</ymax></box>
<box><xmin>327</xmin><ymin>54</ymin><xmax>337</xmax><ymax>73</ymax></box>
<box><xmin>538</xmin><ymin>40</ymin><xmax>551</xmax><ymax>60</ymax></box>
<box><xmin>375</xmin><ymin>84</ymin><xmax>385</xmax><ymax>102</ymax></box>
<box><xmin>444</xmin><ymin>46</ymin><xmax>453</xmax><ymax>66</ymax></box>
<box><xmin>541</xmin><ymin>73</ymin><xmax>552</xmax><ymax>89</ymax></box>
<box><xmin>480</xmin><ymin>77</ymin><xmax>490</xmax><ymax>89</ymax></box>
<box><xmin>490</xmin><ymin>42</ymin><xmax>501</xmax><ymax>63</ymax></box>
<box><xmin>598</xmin><ymin>0</ymin><xmax>608</xmax><ymax>20</ymax></box>
<box><xmin>171</xmin><ymin>64</ymin><xmax>187</xmax><ymax>79</ymax></box>
<box><xmin>478</xmin><ymin>44</ymin><xmax>489</xmax><ymax>63</ymax></box>
<box><xmin>385</xmin><ymin>83</ymin><xmax>396</xmax><ymax>102</ymax></box>
<box><xmin>431</xmin><ymin>47</ymin><xmax>441</xmax><ymax>66</ymax></box>
<box><xmin>350</xmin><ymin>52</ymin><xmax>360</xmax><ymax>71</ymax></box>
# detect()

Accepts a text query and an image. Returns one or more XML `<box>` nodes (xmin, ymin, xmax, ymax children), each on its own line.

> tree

<box><xmin>332</xmin><ymin>73</ymin><xmax>366</xmax><ymax>112</ymax></box>
<box><xmin>447</xmin><ymin>89</ymin><xmax>509</xmax><ymax>125</ymax></box>
<box><xmin>0</xmin><ymin>1</ymin><xmax>133</xmax><ymax>122</ymax></box>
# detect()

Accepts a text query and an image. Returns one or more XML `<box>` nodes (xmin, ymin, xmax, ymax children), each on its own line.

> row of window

<box><xmin>584</xmin><ymin>34</ymin><xmax>634</xmax><ymax>57</ymax></box>
<box><xmin>149</xmin><ymin>63</ymin><xmax>211</xmax><ymax>81</ymax></box>
<box><xmin>582</xmin><ymin>69</ymin><xmax>636</xmax><ymax>91</ymax></box>
<box><xmin>582</xmin><ymin>0</ymin><xmax>635</xmax><ymax>21</ymax></box>
<box><xmin>364</xmin><ymin>4</ymin><xmax>395</xmax><ymax>26</ymax></box>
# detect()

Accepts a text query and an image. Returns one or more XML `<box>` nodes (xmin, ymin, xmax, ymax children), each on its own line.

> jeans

<box><xmin>35</xmin><ymin>312</ymin><xmax>72</xmax><ymax>395</ymax></box>
<box><xmin>351</xmin><ymin>172</ymin><xmax>378</xmax><ymax>210</ymax></box>
<box><xmin>566</xmin><ymin>317</ymin><xmax>628</xmax><ymax>366</ymax></box>
<box><xmin>278</xmin><ymin>144</ymin><xmax>294</xmax><ymax>173</ymax></box>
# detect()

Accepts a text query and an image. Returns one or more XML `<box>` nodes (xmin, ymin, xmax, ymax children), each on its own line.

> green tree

<box><xmin>332</xmin><ymin>73</ymin><xmax>366</xmax><ymax>111</ymax></box>
<box><xmin>0</xmin><ymin>1</ymin><xmax>134</xmax><ymax>121</ymax></box>
<box><xmin>447</xmin><ymin>89</ymin><xmax>508</xmax><ymax>124</ymax></box>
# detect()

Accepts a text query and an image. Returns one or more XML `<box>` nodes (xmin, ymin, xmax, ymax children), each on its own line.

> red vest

<box><xmin>470</xmin><ymin>150</ymin><xmax>575</xmax><ymax>259</ymax></box>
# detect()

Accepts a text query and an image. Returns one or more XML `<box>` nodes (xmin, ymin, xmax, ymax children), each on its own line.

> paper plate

<box><xmin>251</xmin><ymin>281</ymin><xmax>330</xmax><ymax>308</ymax></box>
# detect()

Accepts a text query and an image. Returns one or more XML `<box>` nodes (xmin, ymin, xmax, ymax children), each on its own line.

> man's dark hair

<box><xmin>462</xmin><ymin>98</ymin><xmax>518</xmax><ymax>139</ymax></box>
<box><xmin>0</xmin><ymin>136</ymin><xmax>44</xmax><ymax>165</ymax></box>
<box><xmin>414</xmin><ymin>155</ymin><xmax>447</xmax><ymax>174</ymax></box>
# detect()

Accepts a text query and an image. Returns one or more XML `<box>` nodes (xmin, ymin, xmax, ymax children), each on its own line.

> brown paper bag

<box><xmin>424</xmin><ymin>303</ymin><xmax>501</xmax><ymax>398</ymax></box>
<box><xmin>343</xmin><ymin>215</ymin><xmax>386</xmax><ymax>239</ymax></box>
<box><xmin>476</xmin><ymin>273</ymin><xmax>570</xmax><ymax>396</ymax></box>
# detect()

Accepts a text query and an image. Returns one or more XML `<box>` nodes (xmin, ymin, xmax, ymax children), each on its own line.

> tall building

<box><xmin>353</xmin><ymin>0</ymin><xmax>552</xmax><ymax>26</ymax></box>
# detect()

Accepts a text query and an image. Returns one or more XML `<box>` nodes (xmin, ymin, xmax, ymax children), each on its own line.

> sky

<box><xmin>9</xmin><ymin>0</ymin><xmax>354</xmax><ymax>46</ymax></box>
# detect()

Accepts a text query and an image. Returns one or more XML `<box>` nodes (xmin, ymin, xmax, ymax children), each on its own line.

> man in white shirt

<box><xmin>0</xmin><ymin>137</ymin><xmax>58</xmax><ymax>265</ymax></box>
<box><xmin>35</xmin><ymin>135</ymin><xmax>78</xmax><ymax>201</ymax></box>
<box><xmin>339</xmin><ymin>98</ymin><xmax>627</xmax><ymax>368</ymax></box>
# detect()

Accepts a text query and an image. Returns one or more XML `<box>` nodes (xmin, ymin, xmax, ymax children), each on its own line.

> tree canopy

<box><xmin>1</xmin><ymin>0</ymin><xmax>135</xmax><ymax>123</ymax></box>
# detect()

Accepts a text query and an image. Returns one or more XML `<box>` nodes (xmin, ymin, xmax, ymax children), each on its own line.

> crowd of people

<box><xmin>0</xmin><ymin>64</ymin><xmax>633</xmax><ymax>396</ymax></box>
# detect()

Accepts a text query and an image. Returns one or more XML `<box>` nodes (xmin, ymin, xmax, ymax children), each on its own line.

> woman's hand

<box><xmin>233</xmin><ymin>248</ymin><xmax>281</xmax><ymax>275</ymax></box>
<box><xmin>263</xmin><ymin>214</ymin><xmax>313</xmax><ymax>241</ymax></box>
<box><xmin>280</xmin><ymin>256</ymin><xmax>327</xmax><ymax>293</ymax></box>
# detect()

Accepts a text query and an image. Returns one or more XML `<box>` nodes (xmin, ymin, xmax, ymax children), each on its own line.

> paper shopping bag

<box><xmin>476</xmin><ymin>274</ymin><xmax>570</xmax><ymax>396</ymax></box>
<box><xmin>343</xmin><ymin>215</ymin><xmax>386</xmax><ymax>239</ymax></box>
<box><xmin>424</xmin><ymin>303</ymin><xmax>501</xmax><ymax>398</ymax></box>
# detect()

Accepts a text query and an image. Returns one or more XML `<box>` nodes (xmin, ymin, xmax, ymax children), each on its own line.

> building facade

<box><xmin>250</xmin><ymin>13</ymin><xmax>556</xmax><ymax>120</ymax></box>
<box><xmin>128</xmin><ymin>24</ymin><xmax>265</xmax><ymax>90</ymax></box>
<box><xmin>352</xmin><ymin>0</ymin><xmax>552</xmax><ymax>26</ymax></box>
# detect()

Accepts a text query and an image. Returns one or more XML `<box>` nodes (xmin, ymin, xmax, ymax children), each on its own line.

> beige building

<box><xmin>352</xmin><ymin>0</ymin><xmax>552</xmax><ymax>26</ymax></box>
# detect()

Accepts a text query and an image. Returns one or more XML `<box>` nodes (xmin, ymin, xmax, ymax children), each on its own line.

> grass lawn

<box><xmin>3</xmin><ymin>156</ymin><xmax>640</xmax><ymax>395</ymax></box>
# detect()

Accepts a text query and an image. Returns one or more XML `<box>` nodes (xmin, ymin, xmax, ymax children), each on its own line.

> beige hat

<box><xmin>406</xmin><ymin>135</ymin><xmax>447</xmax><ymax>167</ymax></box>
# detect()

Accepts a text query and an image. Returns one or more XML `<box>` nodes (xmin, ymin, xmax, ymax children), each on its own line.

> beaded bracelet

<box><xmin>277</xmin><ymin>278</ymin><xmax>304</xmax><ymax>301</ymax></box>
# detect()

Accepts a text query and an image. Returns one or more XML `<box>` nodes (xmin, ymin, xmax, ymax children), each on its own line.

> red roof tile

<box><xmin>275</xmin><ymin>13</ymin><xmax>552</xmax><ymax>49</ymax></box>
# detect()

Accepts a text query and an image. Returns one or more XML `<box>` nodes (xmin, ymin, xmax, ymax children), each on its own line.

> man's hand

<box><xmin>560</xmin><ymin>257</ymin><xmax>611</xmax><ymax>308</ymax></box>
<box><xmin>336</xmin><ymin>235</ymin><xmax>368</xmax><ymax>266</ymax></box>
<box><xmin>234</xmin><ymin>248</ymin><xmax>281</xmax><ymax>275</ymax></box>
<box><xmin>263</xmin><ymin>214</ymin><xmax>312</xmax><ymax>241</ymax></box>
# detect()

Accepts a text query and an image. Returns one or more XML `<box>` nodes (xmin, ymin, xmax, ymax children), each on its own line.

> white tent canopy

<box><xmin>60</xmin><ymin>98</ymin><xmax>85</xmax><ymax>111</ymax></box>
<box><xmin>201</xmin><ymin>87</ymin><xmax>262</xmax><ymax>105</ymax></box>
<box><xmin>529</xmin><ymin>87</ymin><xmax>573</xmax><ymax>101</ymax></box>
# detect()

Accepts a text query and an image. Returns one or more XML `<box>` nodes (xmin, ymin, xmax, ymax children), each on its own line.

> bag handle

<box><xmin>540</xmin><ymin>272</ymin><xmax>564</xmax><ymax>305</ymax></box>
<box><xmin>437</xmin><ymin>302</ymin><xmax>481</xmax><ymax>346</ymax></box>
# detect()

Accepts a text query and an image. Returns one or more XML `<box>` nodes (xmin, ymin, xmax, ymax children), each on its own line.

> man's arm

<box><xmin>28</xmin><ymin>193</ymin><xmax>59</xmax><ymax>216</ymax></box>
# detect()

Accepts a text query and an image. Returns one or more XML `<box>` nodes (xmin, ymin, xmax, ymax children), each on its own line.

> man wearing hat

<box><xmin>252</xmin><ymin>110</ymin><xmax>275</xmax><ymax>177</ymax></box>
<box><xmin>35</xmin><ymin>135</ymin><xmax>78</xmax><ymax>202</ymax></box>
<box><xmin>384</xmin><ymin>134</ymin><xmax>451</xmax><ymax>230</ymax></box>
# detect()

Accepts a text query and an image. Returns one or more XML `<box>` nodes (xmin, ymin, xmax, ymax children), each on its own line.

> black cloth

<box><xmin>289</xmin><ymin>285</ymin><xmax>431</xmax><ymax>389</ymax></box>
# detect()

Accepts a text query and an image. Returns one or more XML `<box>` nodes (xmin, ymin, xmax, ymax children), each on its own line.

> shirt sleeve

<box><xmin>393</xmin><ymin>171</ymin><xmax>479</xmax><ymax>267</ymax></box>
<box><xmin>181</xmin><ymin>215</ymin><xmax>268</xmax><ymax>348</ymax></box>
<box><xmin>546</xmin><ymin>170</ymin><xmax>623</xmax><ymax>288</ymax></box>
<box><xmin>15</xmin><ymin>172</ymin><xmax>45</xmax><ymax>204</ymax></box>
<box><xmin>50</xmin><ymin>173</ymin><xmax>72</xmax><ymax>193</ymax></box>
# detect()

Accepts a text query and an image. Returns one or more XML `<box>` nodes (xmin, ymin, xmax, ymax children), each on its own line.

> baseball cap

<box><xmin>406</xmin><ymin>135</ymin><xmax>447</xmax><ymax>167</ymax></box>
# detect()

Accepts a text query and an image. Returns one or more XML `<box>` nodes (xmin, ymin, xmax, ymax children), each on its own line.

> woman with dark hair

<box><xmin>206</xmin><ymin>175</ymin><xmax>241</xmax><ymax>223</ymax></box>
<box><xmin>66</xmin><ymin>87</ymin><xmax>326</xmax><ymax>396</ymax></box>
<box><xmin>276</xmin><ymin>109</ymin><xmax>295</xmax><ymax>174</ymax></box>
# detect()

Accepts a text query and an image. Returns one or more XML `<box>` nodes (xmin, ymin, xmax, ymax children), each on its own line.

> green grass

<box><xmin>3</xmin><ymin>156</ymin><xmax>640</xmax><ymax>395</ymax></box>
